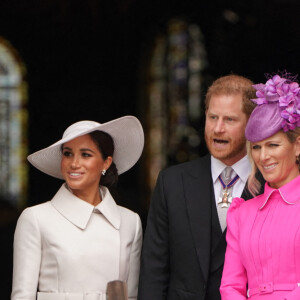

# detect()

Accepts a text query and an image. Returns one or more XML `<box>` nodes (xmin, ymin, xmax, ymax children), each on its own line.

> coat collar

<box><xmin>51</xmin><ymin>184</ymin><xmax>121</xmax><ymax>230</ymax></box>
<box><xmin>260</xmin><ymin>175</ymin><xmax>300</xmax><ymax>209</ymax></box>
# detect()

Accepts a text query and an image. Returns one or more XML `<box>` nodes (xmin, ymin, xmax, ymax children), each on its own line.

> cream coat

<box><xmin>11</xmin><ymin>184</ymin><xmax>142</xmax><ymax>300</ymax></box>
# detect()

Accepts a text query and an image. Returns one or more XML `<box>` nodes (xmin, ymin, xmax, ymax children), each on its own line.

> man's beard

<box><xmin>205</xmin><ymin>133</ymin><xmax>247</xmax><ymax>162</ymax></box>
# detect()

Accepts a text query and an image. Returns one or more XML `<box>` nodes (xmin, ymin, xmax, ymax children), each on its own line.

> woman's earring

<box><xmin>102</xmin><ymin>169</ymin><xmax>106</xmax><ymax>176</ymax></box>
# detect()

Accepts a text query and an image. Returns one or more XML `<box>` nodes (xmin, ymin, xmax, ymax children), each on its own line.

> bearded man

<box><xmin>138</xmin><ymin>74</ymin><xmax>264</xmax><ymax>300</ymax></box>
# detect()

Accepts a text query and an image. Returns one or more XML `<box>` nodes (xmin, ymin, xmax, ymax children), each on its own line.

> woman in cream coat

<box><xmin>11</xmin><ymin>116</ymin><xmax>144</xmax><ymax>300</ymax></box>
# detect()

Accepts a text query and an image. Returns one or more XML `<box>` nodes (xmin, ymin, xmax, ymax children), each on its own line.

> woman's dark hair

<box><xmin>89</xmin><ymin>131</ymin><xmax>118</xmax><ymax>188</ymax></box>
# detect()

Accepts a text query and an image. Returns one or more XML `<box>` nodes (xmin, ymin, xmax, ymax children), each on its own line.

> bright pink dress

<box><xmin>220</xmin><ymin>175</ymin><xmax>300</xmax><ymax>300</ymax></box>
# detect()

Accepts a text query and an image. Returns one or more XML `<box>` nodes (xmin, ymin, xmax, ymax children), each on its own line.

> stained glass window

<box><xmin>0</xmin><ymin>37</ymin><xmax>28</xmax><ymax>208</ymax></box>
<box><xmin>144</xmin><ymin>18</ymin><xmax>208</xmax><ymax>197</ymax></box>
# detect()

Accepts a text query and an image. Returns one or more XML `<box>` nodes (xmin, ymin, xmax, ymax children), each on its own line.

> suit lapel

<box><xmin>182</xmin><ymin>156</ymin><xmax>265</xmax><ymax>282</ymax></box>
<box><xmin>183</xmin><ymin>155</ymin><xmax>212</xmax><ymax>282</ymax></box>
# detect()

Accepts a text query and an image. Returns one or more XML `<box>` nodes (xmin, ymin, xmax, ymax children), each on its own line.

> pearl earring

<box><xmin>102</xmin><ymin>169</ymin><xmax>106</xmax><ymax>176</ymax></box>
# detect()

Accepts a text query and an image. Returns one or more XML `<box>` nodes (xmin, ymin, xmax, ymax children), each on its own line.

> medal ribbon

<box><xmin>218</xmin><ymin>174</ymin><xmax>239</xmax><ymax>189</ymax></box>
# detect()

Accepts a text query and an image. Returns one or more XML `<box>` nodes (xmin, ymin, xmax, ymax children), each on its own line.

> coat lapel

<box><xmin>51</xmin><ymin>183</ymin><xmax>121</xmax><ymax>230</ymax></box>
<box><xmin>183</xmin><ymin>155</ymin><xmax>212</xmax><ymax>282</ymax></box>
<box><xmin>51</xmin><ymin>183</ymin><xmax>95</xmax><ymax>229</ymax></box>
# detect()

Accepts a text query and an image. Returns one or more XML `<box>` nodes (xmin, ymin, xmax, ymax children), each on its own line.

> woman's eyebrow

<box><xmin>80</xmin><ymin>148</ymin><xmax>96</xmax><ymax>153</ymax></box>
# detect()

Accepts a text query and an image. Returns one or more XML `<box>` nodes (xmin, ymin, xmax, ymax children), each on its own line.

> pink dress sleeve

<box><xmin>220</xmin><ymin>197</ymin><xmax>247</xmax><ymax>300</ymax></box>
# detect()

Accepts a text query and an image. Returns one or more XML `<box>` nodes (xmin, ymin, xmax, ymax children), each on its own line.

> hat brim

<box><xmin>27</xmin><ymin>116</ymin><xmax>144</xmax><ymax>179</ymax></box>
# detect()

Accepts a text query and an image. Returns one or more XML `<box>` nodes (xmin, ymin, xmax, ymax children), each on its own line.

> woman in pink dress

<box><xmin>220</xmin><ymin>73</ymin><xmax>300</xmax><ymax>300</ymax></box>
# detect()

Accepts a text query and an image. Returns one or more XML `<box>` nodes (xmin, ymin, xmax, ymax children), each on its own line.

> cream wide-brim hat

<box><xmin>27</xmin><ymin>116</ymin><xmax>144</xmax><ymax>179</ymax></box>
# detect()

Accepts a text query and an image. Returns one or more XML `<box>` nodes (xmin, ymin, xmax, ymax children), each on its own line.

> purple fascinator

<box><xmin>245</xmin><ymin>74</ymin><xmax>300</xmax><ymax>142</ymax></box>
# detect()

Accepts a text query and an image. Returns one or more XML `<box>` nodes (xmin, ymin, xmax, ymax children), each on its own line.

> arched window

<box><xmin>142</xmin><ymin>18</ymin><xmax>208</xmax><ymax>200</ymax></box>
<box><xmin>0</xmin><ymin>37</ymin><xmax>28</xmax><ymax>208</ymax></box>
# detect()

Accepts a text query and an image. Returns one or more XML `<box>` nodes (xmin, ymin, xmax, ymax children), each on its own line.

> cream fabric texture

<box><xmin>12</xmin><ymin>184</ymin><xmax>142</xmax><ymax>300</ymax></box>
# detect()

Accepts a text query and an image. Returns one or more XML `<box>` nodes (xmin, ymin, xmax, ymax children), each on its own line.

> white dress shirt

<box><xmin>211</xmin><ymin>155</ymin><xmax>251</xmax><ymax>230</ymax></box>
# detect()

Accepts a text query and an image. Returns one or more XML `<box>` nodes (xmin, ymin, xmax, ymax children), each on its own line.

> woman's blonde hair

<box><xmin>247</xmin><ymin>127</ymin><xmax>300</xmax><ymax>197</ymax></box>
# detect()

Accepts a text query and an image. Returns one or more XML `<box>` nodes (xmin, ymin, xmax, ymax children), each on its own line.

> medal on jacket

<box><xmin>218</xmin><ymin>174</ymin><xmax>239</xmax><ymax>208</ymax></box>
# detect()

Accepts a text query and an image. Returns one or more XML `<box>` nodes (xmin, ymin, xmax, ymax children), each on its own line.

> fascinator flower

<box><xmin>246</xmin><ymin>73</ymin><xmax>300</xmax><ymax>142</ymax></box>
<box><xmin>251</xmin><ymin>74</ymin><xmax>300</xmax><ymax>133</ymax></box>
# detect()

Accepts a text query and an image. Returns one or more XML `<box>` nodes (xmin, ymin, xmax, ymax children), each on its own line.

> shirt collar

<box><xmin>51</xmin><ymin>184</ymin><xmax>120</xmax><ymax>230</ymax></box>
<box><xmin>260</xmin><ymin>175</ymin><xmax>300</xmax><ymax>209</ymax></box>
<box><xmin>211</xmin><ymin>155</ymin><xmax>251</xmax><ymax>184</ymax></box>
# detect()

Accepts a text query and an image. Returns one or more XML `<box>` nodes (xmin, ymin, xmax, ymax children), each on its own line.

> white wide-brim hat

<box><xmin>27</xmin><ymin>116</ymin><xmax>144</xmax><ymax>179</ymax></box>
